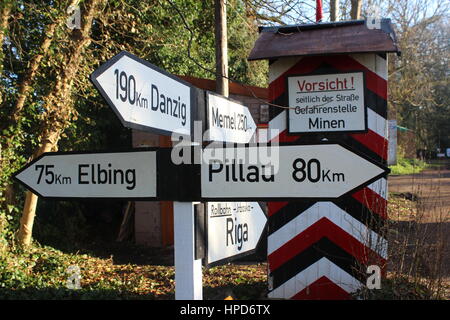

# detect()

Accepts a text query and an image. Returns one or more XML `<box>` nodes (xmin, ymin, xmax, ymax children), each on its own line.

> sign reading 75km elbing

<box><xmin>90</xmin><ymin>51</ymin><xmax>194</xmax><ymax>137</ymax></box>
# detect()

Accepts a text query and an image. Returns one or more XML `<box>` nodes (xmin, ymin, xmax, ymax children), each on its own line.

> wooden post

<box><xmin>214</xmin><ymin>0</ymin><xmax>228</xmax><ymax>97</ymax></box>
<box><xmin>330</xmin><ymin>0</ymin><xmax>339</xmax><ymax>21</ymax></box>
<box><xmin>350</xmin><ymin>0</ymin><xmax>362</xmax><ymax>20</ymax></box>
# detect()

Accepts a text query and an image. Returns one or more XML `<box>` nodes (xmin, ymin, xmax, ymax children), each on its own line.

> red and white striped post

<box><xmin>265</xmin><ymin>54</ymin><xmax>390</xmax><ymax>299</ymax></box>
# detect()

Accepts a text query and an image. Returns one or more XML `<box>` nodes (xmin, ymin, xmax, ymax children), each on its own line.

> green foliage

<box><xmin>389</xmin><ymin>157</ymin><xmax>428</xmax><ymax>175</ymax></box>
<box><xmin>352</xmin><ymin>276</ymin><xmax>437</xmax><ymax>300</ymax></box>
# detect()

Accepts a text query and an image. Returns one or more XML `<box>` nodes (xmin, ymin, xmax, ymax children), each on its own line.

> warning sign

<box><xmin>287</xmin><ymin>72</ymin><xmax>366</xmax><ymax>133</ymax></box>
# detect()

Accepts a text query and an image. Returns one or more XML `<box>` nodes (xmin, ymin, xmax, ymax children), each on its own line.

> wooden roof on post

<box><xmin>248</xmin><ymin>19</ymin><xmax>400</xmax><ymax>61</ymax></box>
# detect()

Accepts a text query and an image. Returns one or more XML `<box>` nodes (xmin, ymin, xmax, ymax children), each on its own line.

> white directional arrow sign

<box><xmin>90</xmin><ymin>51</ymin><xmax>193</xmax><ymax>136</ymax></box>
<box><xmin>206</xmin><ymin>91</ymin><xmax>257</xmax><ymax>143</ymax></box>
<box><xmin>201</xmin><ymin>143</ymin><xmax>389</xmax><ymax>200</ymax></box>
<box><xmin>14</xmin><ymin>150</ymin><xmax>157</xmax><ymax>199</ymax></box>
<box><xmin>206</xmin><ymin>202</ymin><xmax>267</xmax><ymax>267</ymax></box>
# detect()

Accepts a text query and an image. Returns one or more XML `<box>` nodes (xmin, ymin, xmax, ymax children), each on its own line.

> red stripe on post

<box><xmin>350</xmin><ymin>129</ymin><xmax>388</xmax><ymax>160</ymax></box>
<box><xmin>292</xmin><ymin>276</ymin><xmax>351</xmax><ymax>300</ymax></box>
<box><xmin>268</xmin><ymin>202</ymin><xmax>289</xmax><ymax>217</ymax></box>
<box><xmin>268</xmin><ymin>217</ymin><xmax>386</xmax><ymax>272</ymax></box>
<box><xmin>352</xmin><ymin>187</ymin><xmax>388</xmax><ymax>219</ymax></box>
<box><xmin>324</xmin><ymin>55</ymin><xmax>387</xmax><ymax>100</ymax></box>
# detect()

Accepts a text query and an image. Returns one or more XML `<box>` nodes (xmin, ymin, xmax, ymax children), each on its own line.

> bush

<box><xmin>389</xmin><ymin>157</ymin><xmax>428</xmax><ymax>175</ymax></box>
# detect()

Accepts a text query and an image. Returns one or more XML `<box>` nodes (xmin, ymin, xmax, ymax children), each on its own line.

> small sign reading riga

<box><xmin>206</xmin><ymin>202</ymin><xmax>267</xmax><ymax>267</ymax></box>
<box><xmin>288</xmin><ymin>72</ymin><xmax>367</xmax><ymax>133</ymax></box>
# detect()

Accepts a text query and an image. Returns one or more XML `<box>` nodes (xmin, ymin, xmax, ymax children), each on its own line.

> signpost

<box><xmin>205</xmin><ymin>202</ymin><xmax>266</xmax><ymax>267</ymax></box>
<box><xmin>201</xmin><ymin>143</ymin><xmax>388</xmax><ymax>200</ymax></box>
<box><xmin>287</xmin><ymin>72</ymin><xmax>367</xmax><ymax>133</ymax></box>
<box><xmin>90</xmin><ymin>51</ymin><xmax>194</xmax><ymax>137</ymax></box>
<box><xmin>206</xmin><ymin>91</ymin><xmax>257</xmax><ymax>143</ymax></box>
<box><xmin>14</xmin><ymin>149</ymin><xmax>157</xmax><ymax>199</ymax></box>
<box><xmin>15</xmin><ymin>143</ymin><xmax>390</xmax><ymax>202</ymax></box>
<box><xmin>13</xmin><ymin>48</ymin><xmax>393</xmax><ymax>300</ymax></box>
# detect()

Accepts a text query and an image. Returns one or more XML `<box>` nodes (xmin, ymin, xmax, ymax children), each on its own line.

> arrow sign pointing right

<box><xmin>201</xmin><ymin>143</ymin><xmax>389</xmax><ymax>200</ymax></box>
<box><xmin>206</xmin><ymin>202</ymin><xmax>267</xmax><ymax>267</ymax></box>
<box><xmin>206</xmin><ymin>91</ymin><xmax>257</xmax><ymax>143</ymax></box>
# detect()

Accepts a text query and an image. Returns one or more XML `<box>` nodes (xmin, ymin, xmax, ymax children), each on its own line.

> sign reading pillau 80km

<box><xmin>201</xmin><ymin>143</ymin><xmax>389</xmax><ymax>200</ymax></box>
<box><xmin>90</xmin><ymin>51</ymin><xmax>194</xmax><ymax>137</ymax></box>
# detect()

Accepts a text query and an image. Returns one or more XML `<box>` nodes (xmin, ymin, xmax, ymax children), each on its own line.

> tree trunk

<box><xmin>350</xmin><ymin>0</ymin><xmax>363</xmax><ymax>20</ymax></box>
<box><xmin>17</xmin><ymin>0</ymin><xmax>105</xmax><ymax>246</ymax></box>
<box><xmin>215</xmin><ymin>0</ymin><xmax>228</xmax><ymax>97</ymax></box>
<box><xmin>16</xmin><ymin>130</ymin><xmax>60</xmax><ymax>245</ymax></box>
<box><xmin>8</xmin><ymin>0</ymin><xmax>80</xmax><ymax>125</ymax></box>
<box><xmin>7</xmin><ymin>23</ymin><xmax>57</xmax><ymax>126</ymax></box>
<box><xmin>330</xmin><ymin>0</ymin><xmax>339</xmax><ymax>21</ymax></box>
<box><xmin>0</xmin><ymin>1</ymin><xmax>12</xmax><ymax>104</ymax></box>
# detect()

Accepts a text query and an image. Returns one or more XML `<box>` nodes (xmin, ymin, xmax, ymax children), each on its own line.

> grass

<box><xmin>389</xmin><ymin>157</ymin><xmax>429</xmax><ymax>175</ymax></box>
<box><xmin>0</xmin><ymin>242</ymin><xmax>267</xmax><ymax>300</ymax></box>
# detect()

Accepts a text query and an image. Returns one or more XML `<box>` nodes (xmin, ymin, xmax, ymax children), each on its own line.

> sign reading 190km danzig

<box><xmin>90</xmin><ymin>51</ymin><xmax>193</xmax><ymax>137</ymax></box>
<box><xmin>288</xmin><ymin>72</ymin><xmax>366</xmax><ymax>133</ymax></box>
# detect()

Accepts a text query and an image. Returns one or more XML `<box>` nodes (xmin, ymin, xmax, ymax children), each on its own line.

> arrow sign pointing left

<box><xmin>14</xmin><ymin>150</ymin><xmax>157</xmax><ymax>199</ymax></box>
<box><xmin>90</xmin><ymin>51</ymin><xmax>194</xmax><ymax>137</ymax></box>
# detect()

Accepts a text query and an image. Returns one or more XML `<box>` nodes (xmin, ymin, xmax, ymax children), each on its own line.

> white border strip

<box><xmin>268</xmin><ymin>257</ymin><xmax>364</xmax><ymax>298</ymax></box>
<box><xmin>268</xmin><ymin>201</ymin><xmax>388</xmax><ymax>259</ymax></box>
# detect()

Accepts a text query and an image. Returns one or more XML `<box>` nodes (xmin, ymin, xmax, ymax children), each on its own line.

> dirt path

<box><xmin>389</xmin><ymin>160</ymin><xmax>450</xmax><ymax>222</ymax></box>
<box><xmin>388</xmin><ymin>160</ymin><xmax>450</xmax><ymax>298</ymax></box>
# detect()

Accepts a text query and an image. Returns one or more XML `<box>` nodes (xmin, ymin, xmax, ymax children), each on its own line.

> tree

<box><xmin>330</xmin><ymin>0</ymin><xmax>339</xmax><ymax>21</ymax></box>
<box><xmin>17</xmin><ymin>0</ymin><xmax>106</xmax><ymax>246</ymax></box>
<box><xmin>350</xmin><ymin>0</ymin><xmax>362</xmax><ymax>19</ymax></box>
<box><xmin>1</xmin><ymin>0</ymin><xmax>270</xmax><ymax>247</ymax></box>
<box><xmin>363</xmin><ymin>0</ymin><xmax>450</xmax><ymax>151</ymax></box>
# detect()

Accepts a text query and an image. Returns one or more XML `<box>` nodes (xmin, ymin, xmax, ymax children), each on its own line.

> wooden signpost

<box><xmin>15</xmin><ymin>21</ymin><xmax>399</xmax><ymax>300</ymax></box>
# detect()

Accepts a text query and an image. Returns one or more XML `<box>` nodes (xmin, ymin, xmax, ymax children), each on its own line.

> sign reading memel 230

<box><xmin>288</xmin><ymin>72</ymin><xmax>366</xmax><ymax>133</ymax></box>
<box><xmin>91</xmin><ymin>51</ymin><xmax>193</xmax><ymax>136</ymax></box>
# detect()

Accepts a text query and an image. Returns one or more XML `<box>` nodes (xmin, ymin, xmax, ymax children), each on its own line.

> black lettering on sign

<box><xmin>226</xmin><ymin>217</ymin><xmax>249</xmax><ymax>251</ymax></box>
<box><xmin>208</xmin><ymin>161</ymin><xmax>275</xmax><ymax>183</ymax></box>
<box><xmin>292</xmin><ymin>158</ymin><xmax>345</xmax><ymax>183</ymax></box>
<box><xmin>77</xmin><ymin>164</ymin><xmax>136</xmax><ymax>190</ymax></box>
<box><xmin>150</xmin><ymin>84</ymin><xmax>187</xmax><ymax>126</ymax></box>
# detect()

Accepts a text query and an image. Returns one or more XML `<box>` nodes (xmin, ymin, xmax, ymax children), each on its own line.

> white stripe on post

<box><xmin>268</xmin><ymin>258</ymin><xmax>363</xmax><ymax>299</ymax></box>
<box><xmin>174</xmin><ymin>201</ymin><xmax>203</xmax><ymax>300</ymax></box>
<box><xmin>267</xmin><ymin>201</ymin><xmax>388</xmax><ymax>259</ymax></box>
